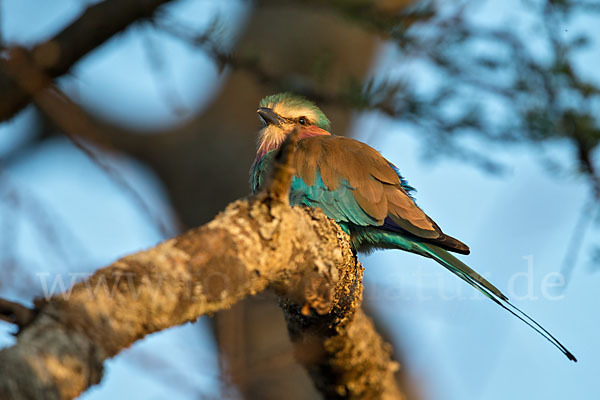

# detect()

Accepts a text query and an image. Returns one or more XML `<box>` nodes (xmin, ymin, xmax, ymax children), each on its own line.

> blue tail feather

<box><xmin>418</xmin><ymin>242</ymin><xmax>577</xmax><ymax>362</ymax></box>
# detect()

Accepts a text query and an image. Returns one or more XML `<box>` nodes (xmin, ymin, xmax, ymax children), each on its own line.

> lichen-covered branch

<box><xmin>0</xmin><ymin>196</ymin><xmax>402</xmax><ymax>399</ymax></box>
<box><xmin>281</xmin><ymin>278</ymin><xmax>403</xmax><ymax>400</ymax></box>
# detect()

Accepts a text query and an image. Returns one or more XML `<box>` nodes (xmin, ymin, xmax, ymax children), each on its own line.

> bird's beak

<box><xmin>257</xmin><ymin>107</ymin><xmax>282</xmax><ymax>127</ymax></box>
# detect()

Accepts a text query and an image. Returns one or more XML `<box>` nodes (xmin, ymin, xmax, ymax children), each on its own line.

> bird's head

<box><xmin>255</xmin><ymin>92</ymin><xmax>331</xmax><ymax>160</ymax></box>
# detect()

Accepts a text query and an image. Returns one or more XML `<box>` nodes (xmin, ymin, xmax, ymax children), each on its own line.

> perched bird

<box><xmin>250</xmin><ymin>92</ymin><xmax>576</xmax><ymax>362</ymax></box>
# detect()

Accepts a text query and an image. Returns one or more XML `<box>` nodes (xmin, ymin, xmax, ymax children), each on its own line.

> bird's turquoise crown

<box><xmin>259</xmin><ymin>92</ymin><xmax>331</xmax><ymax>132</ymax></box>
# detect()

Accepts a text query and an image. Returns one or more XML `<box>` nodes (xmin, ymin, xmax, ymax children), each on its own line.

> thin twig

<box><xmin>0</xmin><ymin>169</ymin><xmax>91</xmax><ymax>271</ymax></box>
<box><xmin>0</xmin><ymin>298</ymin><xmax>36</xmax><ymax>328</ymax></box>
<box><xmin>139</xmin><ymin>24</ymin><xmax>187</xmax><ymax>116</ymax></box>
<box><xmin>266</xmin><ymin>128</ymin><xmax>300</xmax><ymax>203</ymax></box>
<box><xmin>1</xmin><ymin>47</ymin><xmax>173</xmax><ymax>237</ymax></box>
<box><xmin>560</xmin><ymin>196</ymin><xmax>597</xmax><ymax>288</ymax></box>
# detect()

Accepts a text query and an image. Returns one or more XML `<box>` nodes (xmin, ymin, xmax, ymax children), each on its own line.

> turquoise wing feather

<box><xmin>290</xmin><ymin>172</ymin><xmax>378</xmax><ymax>227</ymax></box>
<box><xmin>286</xmin><ymin>170</ymin><xmax>576</xmax><ymax>360</ymax></box>
<box><xmin>250</xmin><ymin>140</ymin><xmax>576</xmax><ymax>362</ymax></box>
<box><xmin>250</xmin><ymin>151</ymin><xmax>274</xmax><ymax>193</ymax></box>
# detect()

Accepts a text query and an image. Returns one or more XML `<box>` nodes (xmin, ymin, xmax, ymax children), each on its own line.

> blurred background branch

<box><xmin>0</xmin><ymin>0</ymin><xmax>598</xmax><ymax>399</ymax></box>
<box><xmin>0</xmin><ymin>0</ymin><xmax>177</xmax><ymax>121</ymax></box>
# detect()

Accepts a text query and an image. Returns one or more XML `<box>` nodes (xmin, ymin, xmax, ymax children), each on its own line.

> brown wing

<box><xmin>294</xmin><ymin>136</ymin><xmax>470</xmax><ymax>254</ymax></box>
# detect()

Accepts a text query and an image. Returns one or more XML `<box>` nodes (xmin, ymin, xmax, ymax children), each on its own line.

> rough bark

<box><xmin>0</xmin><ymin>1</ymin><xmax>416</xmax><ymax>397</ymax></box>
<box><xmin>0</xmin><ymin>195</ymin><xmax>402</xmax><ymax>400</ymax></box>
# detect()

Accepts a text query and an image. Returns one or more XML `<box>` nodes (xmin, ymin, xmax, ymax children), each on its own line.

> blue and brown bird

<box><xmin>250</xmin><ymin>92</ymin><xmax>576</xmax><ymax>362</ymax></box>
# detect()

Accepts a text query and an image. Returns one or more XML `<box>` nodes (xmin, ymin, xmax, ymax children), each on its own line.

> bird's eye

<box><xmin>298</xmin><ymin>117</ymin><xmax>308</xmax><ymax>125</ymax></box>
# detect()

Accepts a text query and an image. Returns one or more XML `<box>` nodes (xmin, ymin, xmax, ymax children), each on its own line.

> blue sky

<box><xmin>0</xmin><ymin>1</ymin><xmax>598</xmax><ymax>399</ymax></box>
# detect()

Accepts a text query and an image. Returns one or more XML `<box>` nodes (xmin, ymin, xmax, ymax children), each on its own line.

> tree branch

<box><xmin>0</xmin><ymin>141</ymin><xmax>403</xmax><ymax>398</ymax></box>
<box><xmin>2</xmin><ymin>46</ymin><xmax>174</xmax><ymax>237</ymax></box>
<box><xmin>0</xmin><ymin>0</ymin><xmax>176</xmax><ymax>122</ymax></box>
<box><xmin>0</xmin><ymin>298</ymin><xmax>36</xmax><ymax>329</ymax></box>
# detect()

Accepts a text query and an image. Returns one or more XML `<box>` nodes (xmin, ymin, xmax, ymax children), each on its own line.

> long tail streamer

<box><xmin>420</xmin><ymin>243</ymin><xmax>577</xmax><ymax>362</ymax></box>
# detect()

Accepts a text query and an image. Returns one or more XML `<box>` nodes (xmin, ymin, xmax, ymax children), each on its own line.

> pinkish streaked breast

<box><xmin>255</xmin><ymin>125</ymin><xmax>331</xmax><ymax>163</ymax></box>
